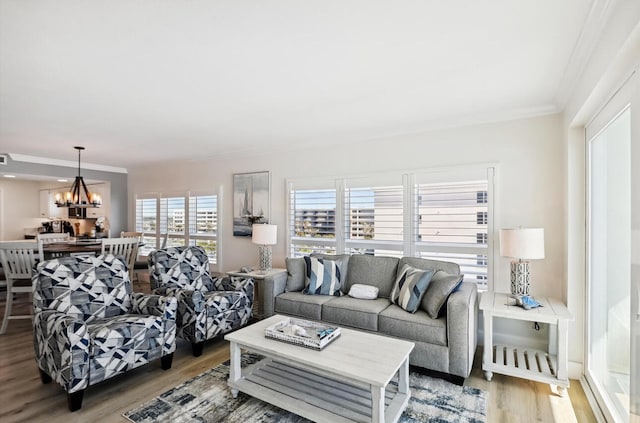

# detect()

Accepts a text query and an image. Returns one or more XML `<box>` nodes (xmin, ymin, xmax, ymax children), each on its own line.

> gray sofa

<box><xmin>262</xmin><ymin>254</ymin><xmax>478</xmax><ymax>380</ymax></box>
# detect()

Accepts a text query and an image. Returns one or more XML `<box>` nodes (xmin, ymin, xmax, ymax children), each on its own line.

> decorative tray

<box><xmin>265</xmin><ymin>317</ymin><xmax>341</xmax><ymax>350</ymax></box>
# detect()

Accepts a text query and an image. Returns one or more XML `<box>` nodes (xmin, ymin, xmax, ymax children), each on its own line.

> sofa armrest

<box><xmin>131</xmin><ymin>293</ymin><xmax>178</xmax><ymax>355</ymax></box>
<box><xmin>261</xmin><ymin>271</ymin><xmax>288</xmax><ymax>318</ymax></box>
<box><xmin>446</xmin><ymin>281</ymin><xmax>478</xmax><ymax>378</ymax></box>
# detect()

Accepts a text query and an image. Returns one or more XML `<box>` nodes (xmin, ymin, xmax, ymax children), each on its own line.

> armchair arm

<box><xmin>213</xmin><ymin>276</ymin><xmax>255</xmax><ymax>305</ymax></box>
<box><xmin>446</xmin><ymin>281</ymin><xmax>478</xmax><ymax>378</ymax></box>
<box><xmin>131</xmin><ymin>293</ymin><xmax>178</xmax><ymax>355</ymax></box>
<box><xmin>33</xmin><ymin>310</ymin><xmax>90</xmax><ymax>394</ymax></box>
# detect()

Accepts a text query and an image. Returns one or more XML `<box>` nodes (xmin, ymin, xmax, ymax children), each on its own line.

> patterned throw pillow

<box><xmin>390</xmin><ymin>264</ymin><xmax>434</xmax><ymax>313</ymax></box>
<box><xmin>303</xmin><ymin>256</ymin><xmax>342</xmax><ymax>296</ymax></box>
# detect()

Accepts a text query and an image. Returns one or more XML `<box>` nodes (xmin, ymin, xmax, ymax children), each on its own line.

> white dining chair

<box><xmin>37</xmin><ymin>232</ymin><xmax>71</xmax><ymax>260</ymax></box>
<box><xmin>101</xmin><ymin>238</ymin><xmax>139</xmax><ymax>286</ymax></box>
<box><xmin>120</xmin><ymin>232</ymin><xmax>145</xmax><ymax>290</ymax></box>
<box><xmin>0</xmin><ymin>241</ymin><xmax>43</xmax><ymax>334</ymax></box>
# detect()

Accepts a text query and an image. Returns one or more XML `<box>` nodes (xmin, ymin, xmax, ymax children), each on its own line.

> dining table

<box><xmin>41</xmin><ymin>240</ymin><xmax>105</xmax><ymax>260</ymax></box>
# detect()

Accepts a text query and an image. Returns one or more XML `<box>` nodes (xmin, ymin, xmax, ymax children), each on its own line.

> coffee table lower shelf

<box><xmin>228</xmin><ymin>357</ymin><xmax>410</xmax><ymax>423</ymax></box>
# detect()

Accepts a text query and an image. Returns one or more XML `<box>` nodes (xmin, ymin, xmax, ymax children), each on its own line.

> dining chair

<box><xmin>101</xmin><ymin>237</ymin><xmax>139</xmax><ymax>278</ymax></box>
<box><xmin>120</xmin><ymin>232</ymin><xmax>146</xmax><ymax>290</ymax></box>
<box><xmin>37</xmin><ymin>232</ymin><xmax>71</xmax><ymax>260</ymax></box>
<box><xmin>37</xmin><ymin>232</ymin><xmax>70</xmax><ymax>244</ymax></box>
<box><xmin>0</xmin><ymin>241</ymin><xmax>43</xmax><ymax>334</ymax></box>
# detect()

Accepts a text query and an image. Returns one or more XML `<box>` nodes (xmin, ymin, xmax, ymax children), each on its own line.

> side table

<box><xmin>479</xmin><ymin>291</ymin><xmax>574</xmax><ymax>396</ymax></box>
<box><xmin>227</xmin><ymin>268</ymin><xmax>287</xmax><ymax>319</ymax></box>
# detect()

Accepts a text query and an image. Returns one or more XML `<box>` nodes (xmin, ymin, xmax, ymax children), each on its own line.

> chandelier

<box><xmin>54</xmin><ymin>146</ymin><xmax>102</xmax><ymax>208</ymax></box>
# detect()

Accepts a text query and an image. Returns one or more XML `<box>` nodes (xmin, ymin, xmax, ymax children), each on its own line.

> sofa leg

<box><xmin>192</xmin><ymin>341</ymin><xmax>205</xmax><ymax>357</ymax></box>
<box><xmin>67</xmin><ymin>390</ymin><xmax>85</xmax><ymax>412</ymax></box>
<box><xmin>39</xmin><ymin>368</ymin><xmax>52</xmax><ymax>384</ymax></box>
<box><xmin>161</xmin><ymin>352</ymin><xmax>174</xmax><ymax>370</ymax></box>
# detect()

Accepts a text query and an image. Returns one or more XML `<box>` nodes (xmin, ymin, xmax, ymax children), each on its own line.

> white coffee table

<box><xmin>225</xmin><ymin>315</ymin><xmax>415</xmax><ymax>423</ymax></box>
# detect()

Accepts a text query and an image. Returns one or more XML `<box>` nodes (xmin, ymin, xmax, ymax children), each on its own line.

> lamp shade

<box><xmin>499</xmin><ymin>228</ymin><xmax>545</xmax><ymax>259</ymax></box>
<box><xmin>252</xmin><ymin>224</ymin><xmax>277</xmax><ymax>245</ymax></box>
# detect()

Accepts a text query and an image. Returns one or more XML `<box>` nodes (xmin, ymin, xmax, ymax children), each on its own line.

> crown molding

<box><xmin>554</xmin><ymin>0</ymin><xmax>618</xmax><ymax>109</ymax></box>
<box><xmin>8</xmin><ymin>153</ymin><xmax>128</xmax><ymax>174</ymax></box>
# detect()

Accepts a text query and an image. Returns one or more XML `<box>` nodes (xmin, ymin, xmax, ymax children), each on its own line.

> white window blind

<box><xmin>344</xmin><ymin>184</ymin><xmax>404</xmax><ymax>257</ymax></box>
<box><xmin>135</xmin><ymin>195</ymin><xmax>158</xmax><ymax>255</ymax></box>
<box><xmin>160</xmin><ymin>195</ymin><xmax>186</xmax><ymax>248</ymax></box>
<box><xmin>414</xmin><ymin>179</ymin><xmax>490</xmax><ymax>290</ymax></box>
<box><xmin>289</xmin><ymin>185</ymin><xmax>337</xmax><ymax>257</ymax></box>
<box><xmin>188</xmin><ymin>194</ymin><xmax>218</xmax><ymax>263</ymax></box>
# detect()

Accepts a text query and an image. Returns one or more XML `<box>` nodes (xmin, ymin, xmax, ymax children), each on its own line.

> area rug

<box><xmin>124</xmin><ymin>354</ymin><xmax>487</xmax><ymax>423</ymax></box>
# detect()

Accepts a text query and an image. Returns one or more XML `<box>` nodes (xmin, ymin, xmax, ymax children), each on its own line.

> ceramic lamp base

<box><xmin>510</xmin><ymin>260</ymin><xmax>531</xmax><ymax>296</ymax></box>
<box><xmin>258</xmin><ymin>245</ymin><xmax>272</xmax><ymax>272</ymax></box>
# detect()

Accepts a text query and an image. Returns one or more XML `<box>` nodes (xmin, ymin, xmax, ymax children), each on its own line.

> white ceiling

<box><xmin>0</xmin><ymin>1</ymin><xmax>602</xmax><ymax>168</ymax></box>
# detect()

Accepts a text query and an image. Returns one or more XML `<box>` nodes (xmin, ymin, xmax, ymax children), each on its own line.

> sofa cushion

<box><xmin>274</xmin><ymin>292</ymin><xmax>335</xmax><ymax>321</ymax></box>
<box><xmin>378</xmin><ymin>305</ymin><xmax>447</xmax><ymax>346</ymax></box>
<box><xmin>303</xmin><ymin>256</ymin><xmax>343</xmax><ymax>296</ymax></box>
<box><xmin>285</xmin><ymin>257</ymin><xmax>306</xmax><ymax>292</ymax></box>
<box><xmin>390</xmin><ymin>264</ymin><xmax>434</xmax><ymax>313</ymax></box>
<box><xmin>344</xmin><ymin>255</ymin><xmax>399</xmax><ymax>298</ymax></box>
<box><xmin>321</xmin><ymin>296</ymin><xmax>391</xmax><ymax>331</ymax></box>
<box><xmin>421</xmin><ymin>270</ymin><xmax>464</xmax><ymax>319</ymax></box>
<box><xmin>399</xmin><ymin>257</ymin><xmax>460</xmax><ymax>275</ymax></box>
<box><xmin>310</xmin><ymin>254</ymin><xmax>350</xmax><ymax>283</ymax></box>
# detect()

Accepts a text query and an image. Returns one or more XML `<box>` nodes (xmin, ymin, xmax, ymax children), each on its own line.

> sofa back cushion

<box><xmin>344</xmin><ymin>255</ymin><xmax>399</xmax><ymax>299</ymax></box>
<box><xmin>398</xmin><ymin>257</ymin><xmax>460</xmax><ymax>275</ymax></box>
<box><xmin>285</xmin><ymin>257</ymin><xmax>306</xmax><ymax>292</ymax></box>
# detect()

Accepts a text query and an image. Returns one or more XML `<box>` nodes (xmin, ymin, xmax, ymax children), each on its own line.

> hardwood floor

<box><xmin>0</xmin><ymin>295</ymin><xmax>597</xmax><ymax>423</ymax></box>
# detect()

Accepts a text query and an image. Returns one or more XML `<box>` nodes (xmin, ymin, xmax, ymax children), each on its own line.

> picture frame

<box><xmin>233</xmin><ymin>171</ymin><xmax>270</xmax><ymax>236</ymax></box>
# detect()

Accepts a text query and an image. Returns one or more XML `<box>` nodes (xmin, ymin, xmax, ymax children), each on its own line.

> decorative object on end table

<box><xmin>233</xmin><ymin>171</ymin><xmax>270</xmax><ymax>236</ymax></box>
<box><xmin>499</xmin><ymin>227</ymin><xmax>545</xmax><ymax>296</ymax></box>
<box><xmin>265</xmin><ymin>317</ymin><xmax>341</xmax><ymax>350</ymax></box>
<box><xmin>252</xmin><ymin>224</ymin><xmax>277</xmax><ymax>272</ymax></box>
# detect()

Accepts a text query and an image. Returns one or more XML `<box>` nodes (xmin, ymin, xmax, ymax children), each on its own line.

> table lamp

<box><xmin>499</xmin><ymin>228</ymin><xmax>545</xmax><ymax>296</ymax></box>
<box><xmin>252</xmin><ymin>224</ymin><xmax>277</xmax><ymax>272</ymax></box>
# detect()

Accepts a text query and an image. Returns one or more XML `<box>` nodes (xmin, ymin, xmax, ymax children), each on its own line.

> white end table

<box><xmin>479</xmin><ymin>291</ymin><xmax>574</xmax><ymax>396</ymax></box>
<box><xmin>227</xmin><ymin>268</ymin><xmax>286</xmax><ymax>319</ymax></box>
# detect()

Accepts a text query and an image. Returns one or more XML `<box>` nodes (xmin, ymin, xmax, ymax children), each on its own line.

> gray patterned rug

<box><xmin>124</xmin><ymin>354</ymin><xmax>487</xmax><ymax>422</ymax></box>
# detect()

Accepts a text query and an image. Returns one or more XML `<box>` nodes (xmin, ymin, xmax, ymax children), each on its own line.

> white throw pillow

<box><xmin>348</xmin><ymin>284</ymin><xmax>379</xmax><ymax>300</ymax></box>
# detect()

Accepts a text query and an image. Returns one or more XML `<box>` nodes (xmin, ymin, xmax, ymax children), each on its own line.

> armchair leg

<box><xmin>38</xmin><ymin>368</ymin><xmax>52</xmax><ymax>384</ymax></box>
<box><xmin>161</xmin><ymin>352</ymin><xmax>174</xmax><ymax>370</ymax></box>
<box><xmin>192</xmin><ymin>341</ymin><xmax>205</xmax><ymax>357</ymax></box>
<box><xmin>67</xmin><ymin>390</ymin><xmax>85</xmax><ymax>412</ymax></box>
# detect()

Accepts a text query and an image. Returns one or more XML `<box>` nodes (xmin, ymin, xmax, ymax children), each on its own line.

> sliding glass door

<box><xmin>586</xmin><ymin>107</ymin><xmax>632</xmax><ymax>422</ymax></box>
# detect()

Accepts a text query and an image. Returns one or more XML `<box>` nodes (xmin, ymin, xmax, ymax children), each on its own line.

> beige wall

<box><xmin>0</xmin><ymin>179</ymin><xmax>43</xmax><ymax>240</ymax></box>
<box><xmin>129</xmin><ymin>113</ymin><xmax>565</xmax><ymax>297</ymax></box>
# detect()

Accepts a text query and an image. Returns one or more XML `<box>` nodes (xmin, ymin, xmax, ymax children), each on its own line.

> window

<box><xmin>287</xmin><ymin>166</ymin><xmax>494</xmax><ymax>290</ymax></box>
<box><xmin>189</xmin><ymin>194</ymin><xmax>217</xmax><ymax>262</ymax></box>
<box><xmin>344</xmin><ymin>183</ymin><xmax>404</xmax><ymax>257</ymax></box>
<box><xmin>135</xmin><ymin>191</ymin><xmax>219</xmax><ymax>263</ymax></box>
<box><xmin>289</xmin><ymin>187</ymin><xmax>337</xmax><ymax>257</ymax></box>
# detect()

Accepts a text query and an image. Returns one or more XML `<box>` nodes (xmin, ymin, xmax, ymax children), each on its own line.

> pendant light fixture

<box><xmin>54</xmin><ymin>146</ymin><xmax>102</xmax><ymax>208</ymax></box>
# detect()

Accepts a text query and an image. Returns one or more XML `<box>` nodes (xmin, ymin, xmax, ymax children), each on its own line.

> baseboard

<box><xmin>568</xmin><ymin>360</ymin><xmax>582</xmax><ymax>380</ymax></box>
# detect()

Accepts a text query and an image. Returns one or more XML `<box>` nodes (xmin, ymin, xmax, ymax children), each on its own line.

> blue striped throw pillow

<box><xmin>303</xmin><ymin>256</ymin><xmax>342</xmax><ymax>296</ymax></box>
<box><xmin>390</xmin><ymin>264</ymin><xmax>434</xmax><ymax>313</ymax></box>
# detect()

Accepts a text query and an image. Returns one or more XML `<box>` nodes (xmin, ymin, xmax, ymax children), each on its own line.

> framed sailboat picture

<box><xmin>233</xmin><ymin>171</ymin><xmax>270</xmax><ymax>236</ymax></box>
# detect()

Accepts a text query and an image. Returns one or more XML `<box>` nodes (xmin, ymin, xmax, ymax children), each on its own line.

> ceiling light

<box><xmin>57</xmin><ymin>178</ymin><xmax>68</xmax><ymax>182</ymax></box>
<box><xmin>3</xmin><ymin>174</ymin><xmax>16</xmax><ymax>178</ymax></box>
<box><xmin>54</xmin><ymin>146</ymin><xmax>102</xmax><ymax>208</ymax></box>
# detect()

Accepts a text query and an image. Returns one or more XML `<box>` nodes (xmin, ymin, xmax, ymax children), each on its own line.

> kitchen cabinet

<box><xmin>86</xmin><ymin>183</ymin><xmax>109</xmax><ymax>218</ymax></box>
<box><xmin>39</xmin><ymin>189</ymin><xmax>67</xmax><ymax>219</ymax></box>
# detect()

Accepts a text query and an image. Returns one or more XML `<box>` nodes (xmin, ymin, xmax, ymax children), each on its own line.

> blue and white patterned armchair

<box><xmin>32</xmin><ymin>254</ymin><xmax>177</xmax><ymax>412</ymax></box>
<box><xmin>148</xmin><ymin>246</ymin><xmax>254</xmax><ymax>356</ymax></box>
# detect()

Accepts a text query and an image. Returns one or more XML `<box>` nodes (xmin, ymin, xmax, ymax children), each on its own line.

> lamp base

<box><xmin>258</xmin><ymin>245</ymin><xmax>272</xmax><ymax>272</ymax></box>
<box><xmin>510</xmin><ymin>260</ymin><xmax>531</xmax><ymax>296</ymax></box>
